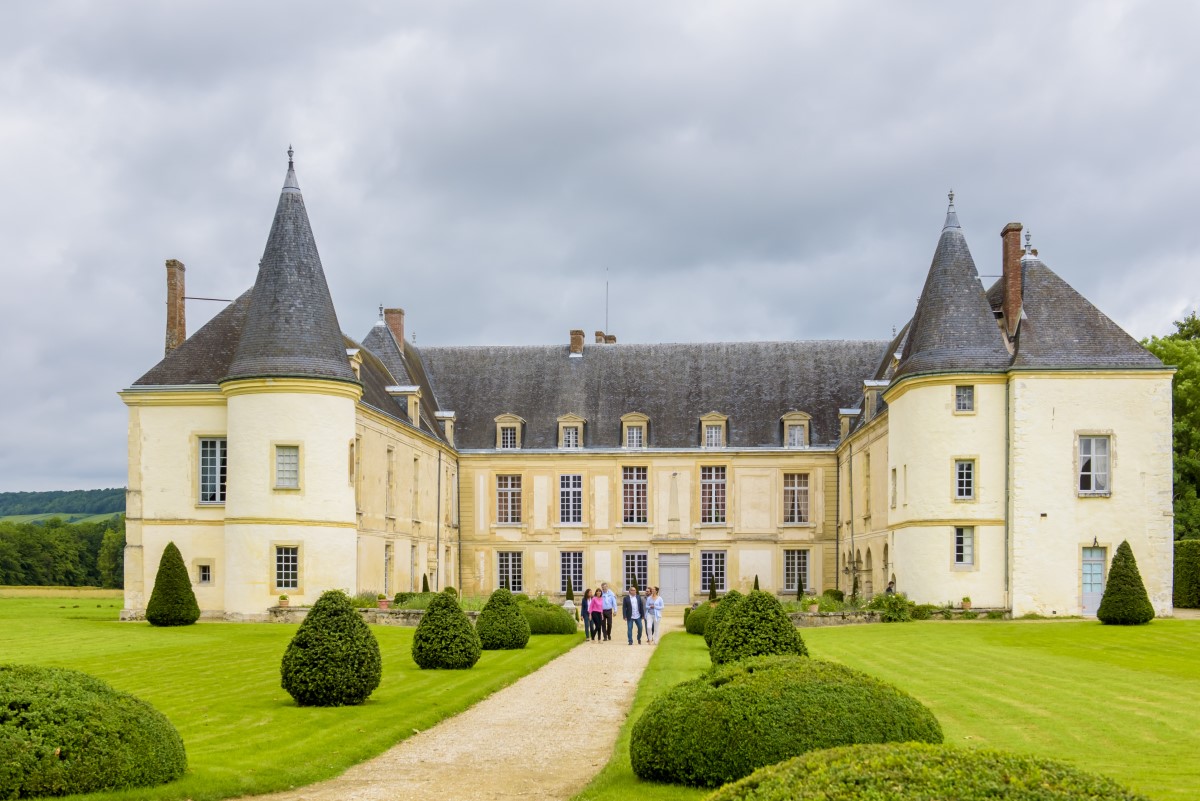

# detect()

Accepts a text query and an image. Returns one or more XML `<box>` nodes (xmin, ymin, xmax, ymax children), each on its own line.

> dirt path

<box><xmin>248</xmin><ymin>612</ymin><xmax>678</xmax><ymax>801</ymax></box>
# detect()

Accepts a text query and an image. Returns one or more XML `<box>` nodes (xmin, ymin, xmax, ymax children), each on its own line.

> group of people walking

<box><xmin>581</xmin><ymin>582</ymin><xmax>664</xmax><ymax>645</ymax></box>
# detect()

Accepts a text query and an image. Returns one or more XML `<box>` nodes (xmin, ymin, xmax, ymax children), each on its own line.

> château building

<box><xmin>120</xmin><ymin>153</ymin><xmax>1175</xmax><ymax>619</ymax></box>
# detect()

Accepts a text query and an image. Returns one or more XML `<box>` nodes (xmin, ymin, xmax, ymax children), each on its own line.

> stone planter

<box><xmin>278</xmin><ymin>598</ymin><xmax>289</xmax><ymax>608</ymax></box>
<box><xmin>807</xmin><ymin>603</ymin><xmax>820</xmax><ymax>614</ymax></box>
<box><xmin>961</xmin><ymin>600</ymin><xmax>972</xmax><ymax>610</ymax></box>
<box><xmin>377</xmin><ymin>599</ymin><xmax>390</xmax><ymax>610</ymax></box>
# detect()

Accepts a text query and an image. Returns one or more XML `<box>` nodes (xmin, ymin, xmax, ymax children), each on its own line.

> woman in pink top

<box><xmin>588</xmin><ymin>587</ymin><xmax>605</xmax><ymax>641</ymax></box>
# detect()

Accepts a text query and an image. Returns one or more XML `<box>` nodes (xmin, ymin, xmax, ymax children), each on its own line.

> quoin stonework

<box><xmin>120</xmin><ymin>157</ymin><xmax>1175</xmax><ymax>620</ymax></box>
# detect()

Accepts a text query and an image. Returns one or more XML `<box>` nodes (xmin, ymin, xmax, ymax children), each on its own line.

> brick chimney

<box><xmin>384</xmin><ymin>307</ymin><xmax>405</xmax><ymax>345</ymax></box>
<box><xmin>1001</xmin><ymin>223</ymin><xmax>1024</xmax><ymax>338</ymax></box>
<box><xmin>569</xmin><ymin>329</ymin><xmax>584</xmax><ymax>355</ymax></box>
<box><xmin>604</xmin><ymin>334</ymin><xmax>617</xmax><ymax>344</ymax></box>
<box><xmin>595</xmin><ymin>330</ymin><xmax>606</xmax><ymax>344</ymax></box>
<box><xmin>164</xmin><ymin>259</ymin><xmax>186</xmax><ymax>355</ymax></box>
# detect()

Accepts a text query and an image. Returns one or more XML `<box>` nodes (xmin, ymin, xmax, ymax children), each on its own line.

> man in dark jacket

<box><xmin>622</xmin><ymin>585</ymin><xmax>646</xmax><ymax>645</ymax></box>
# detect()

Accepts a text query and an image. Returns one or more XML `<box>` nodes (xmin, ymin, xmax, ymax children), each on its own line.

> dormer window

<box><xmin>780</xmin><ymin>411</ymin><xmax>812</xmax><ymax>448</ymax></box>
<box><xmin>494</xmin><ymin>414</ymin><xmax>525</xmax><ymax>450</ymax></box>
<box><xmin>621</xmin><ymin>412</ymin><xmax>649</xmax><ymax>449</ymax></box>
<box><xmin>700</xmin><ymin>412</ymin><xmax>728</xmax><ymax>448</ymax></box>
<box><xmin>557</xmin><ymin>413</ymin><xmax>586</xmax><ymax>449</ymax></box>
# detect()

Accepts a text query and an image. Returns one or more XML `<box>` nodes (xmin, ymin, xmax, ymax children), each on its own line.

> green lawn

<box><xmin>574</xmin><ymin>620</ymin><xmax>1200</xmax><ymax>801</ymax></box>
<box><xmin>0</xmin><ymin>595</ymin><xmax>581</xmax><ymax>800</ymax></box>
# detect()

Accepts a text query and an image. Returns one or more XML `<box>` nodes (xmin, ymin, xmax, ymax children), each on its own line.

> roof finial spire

<box><xmin>942</xmin><ymin>188</ymin><xmax>961</xmax><ymax>230</ymax></box>
<box><xmin>287</xmin><ymin>144</ymin><xmax>294</xmax><ymax>168</ymax></box>
<box><xmin>1024</xmin><ymin>229</ymin><xmax>1032</xmax><ymax>253</ymax></box>
<box><xmin>282</xmin><ymin>144</ymin><xmax>300</xmax><ymax>194</ymax></box>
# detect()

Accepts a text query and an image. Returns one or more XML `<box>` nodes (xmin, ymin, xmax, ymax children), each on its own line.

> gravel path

<box><xmin>248</xmin><ymin>612</ymin><xmax>678</xmax><ymax>801</ymax></box>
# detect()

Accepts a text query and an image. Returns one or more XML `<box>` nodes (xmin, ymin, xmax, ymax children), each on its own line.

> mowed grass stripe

<box><xmin>0</xmin><ymin>597</ymin><xmax>580</xmax><ymax>801</ymax></box>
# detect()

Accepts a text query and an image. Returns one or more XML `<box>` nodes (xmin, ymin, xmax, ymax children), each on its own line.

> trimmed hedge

<box><xmin>1175</xmin><ymin>539</ymin><xmax>1200</xmax><ymax>608</ymax></box>
<box><xmin>912</xmin><ymin>603</ymin><xmax>938</xmax><ymax>620</ymax></box>
<box><xmin>1098</xmin><ymin>540</ymin><xmax>1155</xmax><ymax>625</ymax></box>
<box><xmin>685</xmin><ymin>602</ymin><xmax>714</xmax><ymax>635</ymax></box>
<box><xmin>823</xmin><ymin>588</ymin><xmax>845</xmax><ymax>602</ymax></box>
<box><xmin>476</xmin><ymin>588</ymin><xmax>531</xmax><ymax>649</ymax></box>
<box><xmin>705</xmin><ymin>742</ymin><xmax>1149</xmax><ymax>801</ymax></box>
<box><xmin>145</xmin><ymin>541</ymin><xmax>199</xmax><ymax>627</ymax></box>
<box><xmin>868</xmin><ymin>592</ymin><xmax>914</xmax><ymax>622</ymax></box>
<box><xmin>704</xmin><ymin>590</ymin><xmax>743</xmax><ymax>647</ymax></box>
<box><xmin>280</xmin><ymin>589</ymin><xmax>381</xmax><ymax>706</ymax></box>
<box><xmin>0</xmin><ymin>664</ymin><xmax>187</xmax><ymax>797</ymax></box>
<box><xmin>411</xmin><ymin>591</ymin><xmax>481</xmax><ymax>669</ymax></box>
<box><xmin>630</xmin><ymin>656</ymin><xmax>942</xmax><ymax>788</ymax></box>
<box><xmin>519</xmin><ymin>597</ymin><xmax>577</xmax><ymax>634</ymax></box>
<box><xmin>710</xmin><ymin>590</ymin><xmax>807</xmax><ymax>665</ymax></box>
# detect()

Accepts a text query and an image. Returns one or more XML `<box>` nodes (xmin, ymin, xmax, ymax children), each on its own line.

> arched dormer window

<box><xmin>781</xmin><ymin>411</ymin><xmax>812</xmax><ymax>448</ymax></box>
<box><xmin>700</xmin><ymin>411</ymin><xmax>728</xmax><ymax>448</ymax></box>
<box><xmin>557</xmin><ymin>413</ymin><xmax>585</xmax><ymax>449</ymax></box>
<box><xmin>621</xmin><ymin>412</ymin><xmax>649</xmax><ymax>449</ymax></box>
<box><xmin>494</xmin><ymin>413</ymin><xmax>525</xmax><ymax>450</ymax></box>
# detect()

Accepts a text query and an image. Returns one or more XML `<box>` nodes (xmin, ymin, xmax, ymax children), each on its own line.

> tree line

<box><xmin>0</xmin><ymin>516</ymin><xmax>125</xmax><ymax>588</ymax></box>
<box><xmin>1144</xmin><ymin>311</ymin><xmax>1200</xmax><ymax>540</ymax></box>
<box><xmin>0</xmin><ymin>488</ymin><xmax>125</xmax><ymax>516</ymax></box>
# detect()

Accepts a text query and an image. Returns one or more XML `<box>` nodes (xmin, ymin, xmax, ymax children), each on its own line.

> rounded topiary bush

<box><xmin>709</xmin><ymin>590</ymin><xmax>807</xmax><ymax>664</ymax></box>
<box><xmin>630</xmin><ymin>656</ymin><xmax>942</xmax><ymax>788</ymax></box>
<box><xmin>280</xmin><ymin>589</ymin><xmax>382</xmax><ymax>706</ymax></box>
<box><xmin>476</xmin><ymin>588</ymin><xmax>531</xmax><ymax>649</ymax></box>
<box><xmin>1097</xmin><ymin>540</ymin><xmax>1155</xmax><ymax>625</ymax></box>
<box><xmin>519</xmin><ymin>597</ymin><xmax>577</xmax><ymax>634</ymax></box>
<box><xmin>685</xmin><ymin>602</ymin><xmax>714</xmax><ymax>635</ymax></box>
<box><xmin>704</xmin><ymin>590</ymin><xmax>743</xmax><ymax>647</ymax></box>
<box><xmin>145</xmin><ymin>541</ymin><xmax>200</xmax><ymax>627</ymax></box>
<box><xmin>1176</xmin><ymin>539</ymin><xmax>1200</xmax><ymax>608</ymax></box>
<box><xmin>411</xmin><ymin>590</ymin><xmax>481</xmax><ymax>669</ymax></box>
<box><xmin>705</xmin><ymin>742</ymin><xmax>1149</xmax><ymax>801</ymax></box>
<box><xmin>0</xmin><ymin>664</ymin><xmax>187</xmax><ymax>798</ymax></box>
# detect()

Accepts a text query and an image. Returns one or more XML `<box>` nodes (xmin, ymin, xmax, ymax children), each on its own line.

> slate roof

<box><xmin>893</xmin><ymin>207</ymin><xmax>1013</xmax><ymax>380</ymax></box>
<box><xmin>225</xmin><ymin>155</ymin><xmax>358</xmax><ymax>384</ymax></box>
<box><xmin>133</xmin><ymin>289</ymin><xmax>252</xmax><ymax>385</ymax></box>
<box><xmin>415</xmin><ymin>340</ymin><xmax>887</xmax><ymax>450</ymax></box>
<box><xmin>360</xmin><ymin>321</ymin><xmax>447</xmax><ymax>439</ymax></box>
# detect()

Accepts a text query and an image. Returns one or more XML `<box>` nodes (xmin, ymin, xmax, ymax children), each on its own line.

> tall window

<box><xmin>500</xmin><ymin>426</ymin><xmax>518</xmax><ymax>449</ymax></box>
<box><xmin>626</xmin><ymin>425</ymin><xmax>644</xmax><ymax>448</ymax></box>
<box><xmin>956</xmin><ymin>385</ymin><xmax>975</xmax><ymax>412</ymax></box>
<box><xmin>498</xmin><ymin>551</ymin><xmax>523</xmax><ymax>592</ymax></box>
<box><xmin>385</xmin><ymin>447</ymin><xmax>395</xmax><ymax>516</ymax></box>
<box><xmin>784</xmin><ymin>549</ymin><xmax>810</xmax><ymax>592</ymax></box>
<box><xmin>1079</xmin><ymin>436</ymin><xmax>1110</xmax><ymax>494</ymax></box>
<box><xmin>700</xmin><ymin>551</ymin><xmax>726</xmax><ymax>592</ymax></box>
<box><xmin>624</xmin><ymin>551</ymin><xmax>648</xmax><ymax>591</ymax></box>
<box><xmin>562</xmin><ymin>425</ymin><xmax>580</xmax><ymax>449</ymax></box>
<box><xmin>199</xmin><ymin>437</ymin><xmax>227</xmax><ymax>504</ymax></box>
<box><xmin>890</xmin><ymin>467</ymin><xmax>897</xmax><ymax>509</ymax></box>
<box><xmin>955</xmin><ymin>526</ymin><xmax>975</xmax><ymax>565</ymax></box>
<box><xmin>783</xmin><ymin>473</ymin><xmax>810</xmax><ymax>524</ymax></box>
<box><xmin>560</xmin><ymin>474</ymin><xmax>583</xmax><ymax>524</ymax></box>
<box><xmin>701</xmin><ymin>466</ymin><xmax>726</xmax><ymax>524</ymax></box>
<box><xmin>955</xmin><ymin>460</ymin><xmax>975</xmax><ymax>500</ymax></box>
<box><xmin>705</xmin><ymin>424</ymin><xmax>724</xmax><ymax>448</ymax></box>
<box><xmin>623</xmin><ymin>467</ymin><xmax>648</xmax><ymax>524</ymax></box>
<box><xmin>275</xmin><ymin>545</ymin><xmax>298</xmax><ymax>589</ymax></box>
<box><xmin>275</xmin><ymin>445</ymin><xmax>299</xmax><ymax>489</ymax></box>
<box><xmin>497</xmin><ymin>475</ymin><xmax>522</xmax><ymax>524</ymax></box>
<box><xmin>383</xmin><ymin>543</ymin><xmax>393</xmax><ymax>595</ymax></box>
<box><xmin>561</xmin><ymin>551</ymin><xmax>584</xmax><ymax>594</ymax></box>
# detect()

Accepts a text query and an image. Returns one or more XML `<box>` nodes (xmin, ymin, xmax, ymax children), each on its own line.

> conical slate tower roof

<box><xmin>894</xmin><ymin>195</ymin><xmax>1011</xmax><ymax>380</ymax></box>
<box><xmin>225</xmin><ymin>149</ymin><xmax>358</xmax><ymax>384</ymax></box>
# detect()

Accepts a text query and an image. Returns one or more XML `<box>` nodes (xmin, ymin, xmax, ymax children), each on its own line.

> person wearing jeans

<box><xmin>601</xmin><ymin>582</ymin><xmax>617</xmax><ymax>641</ymax></box>
<box><xmin>645</xmin><ymin>586</ymin><xmax>664</xmax><ymax>643</ymax></box>
<box><xmin>622</xmin><ymin>585</ymin><xmax>646</xmax><ymax>644</ymax></box>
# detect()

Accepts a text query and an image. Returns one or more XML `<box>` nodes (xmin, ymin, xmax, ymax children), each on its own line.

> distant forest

<box><xmin>0</xmin><ymin>488</ymin><xmax>125</xmax><ymax>516</ymax></box>
<box><xmin>0</xmin><ymin>516</ymin><xmax>125</xmax><ymax>587</ymax></box>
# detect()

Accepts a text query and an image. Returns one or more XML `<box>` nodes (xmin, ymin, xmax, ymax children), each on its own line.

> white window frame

<box><xmin>498</xmin><ymin>551</ymin><xmax>523</xmax><ymax>592</ymax></box>
<box><xmin>560</xmin><ymin>550</ymin><xmax>584</xmax><ymax>594</ymax></box>
<box><xmin>496</xmin><ymin>474</ymin><xmax>522</xmax><ymax>524</ymax></box>
<box><xmin>954</xmin><ymin>526</ymin><xmax>975</xmax><ymax>566</ymax></box>
<box><xmin>705</xmin><ymin>424</ymin><xmax>724</xmax><ymax>448</ymax></box>
<box><xmin>562</xmin><ymin>425</ymin><xmax>580</xmax><ymax>449</ymax></box>
<box><xmin>786</xmin><ymin>424</ymin><xmax>806</xmax><ymax>448</ymax></box>
<box><xmin>199</xmin><ymin>437</ymin><xmax>227</xmax><ymax>504</ymax></box>
<box><xmin>275</xmin><ymin>545</ymin><xmax>299</xmax><ymax>590</ymax></box>
<box><xmin>955</xmin><ymin>459</ymin><xmax>975</xmax><ymax>500</ymax></box>
<box><xmin>701</xmin><ymin>466</ymin><xmax>727</xmax><ymax>524</ymax></box>
<box><xmin>1078</xmin><ymin>435</ymin><xmax>1111</xmax><ymax>495</ymax></box>
<box><xmin>274</xmin><ymin>444</ymin><xmax>299</xmax><ymax>489</ymax></box>
<box><xmin>783</xmin><ymin>473</ymin><xmax>810</xmax><ymax>524</ymax></box>
<box><xmin>559</xmin><ymin>474</ymin><xmax>583</xmax><ymax>524</ymax></box>
<box><xmin>783</xmin><ymin>549</ymin><xmax>809</xmax><ymax>593</ymax></box>
<box><xmin>955</xmin><ymin>385</ymin><xmax>975</xmax><ymax>413</ymax></box>
<box><xmin>500</xmin><ymin>426</ymin><xmax>518</xmax><ymax>449</ymax></box>
<box><xmin>700</xmin><ymin>550</ymin><xmax>726</xmax><ymax>592</ymax></box>
<box><xmin>626</xmin><ymin>424</ymin><xmax>644</xmax><ymax>448</ymax></box>
<box><xmin>623</xmin><ymin>551</ymin><xmax>648</xmax><ymax>591</ymax></box>
<box><xmin>623</xmin><ymin>466</ymin><xmax>648</xmax><ymax>524</ymax></box>
<box><xmin>197</xmin><ymin>563</ymin><xmax>212</xmax><ymax>585</ymax></box>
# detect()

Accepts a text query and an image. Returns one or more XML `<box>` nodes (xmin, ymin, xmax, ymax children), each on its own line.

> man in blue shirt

<box><xmin>601</xmin><ymin>582</ymin><xmax>617</xmax><ymax>641</ymax></box>
<box><xmin>622</xmin><ymin>584</ymin><xmax>646</xmax><ymax>645</ymax></box>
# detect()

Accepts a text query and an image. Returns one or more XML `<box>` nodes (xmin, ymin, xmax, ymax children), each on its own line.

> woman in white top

<box><xmin>646</xmin><ymin>586</ymin><xmax>665</xmax><ymax>643</ymax></box>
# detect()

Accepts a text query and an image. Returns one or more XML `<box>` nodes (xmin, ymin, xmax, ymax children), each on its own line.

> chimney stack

<box><xmin>595</xmin><ymin>330</ymin><xmax>606</xmax><ymax>344</ymax></box>
<box><xmin>1001</xmin><ymin>223</ymin><xmax>1023</xmax><ymax>338</ymax></box>
<box><xmin>569</xmin><ymin>329</ymin><xmax>584</xmax><ymax>355</ymax></box>
<box><xmin>605</xmin><ymin>334</ymin><xmax>617</xmax><ymax>344</ymax></box>
<box><xmin>384</xmin><ymin>307</ymin><xmax>405</xmax><ymax>345</ymax></box>
<box><xmin>164</xmin><ymin>259</ymin><xmax>186</xmax><ymax>355</ymax></box>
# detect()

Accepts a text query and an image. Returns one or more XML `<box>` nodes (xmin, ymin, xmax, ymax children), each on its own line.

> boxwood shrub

<box><xmin>868</xmin><ymin>592</ymin><xmax>914</xmax><ymax>622</ymax></box>
<box><xmin>823</xmin><ymin>588</ymin><xmax>845</xmax><ymax>602</ymax></box>
<box><xmin>630</xmin><ymin>656</ymin><xmax>942</xmax><ymax>788</ymax></box>
<box><xmin>705</xmin><ymin>742</ymin><xmax>1149</xmax><ymax>801</ymax></box>
<box><xmin>911</xmin><ymin>603</ymin><xmax>938</xmax><ymax>620</ymax></box>
<box><xmin>517</xmin><ymin>596</ymin><xmax>577</xmax><ymax>634</ymax></box>
<box><xmin>684</xmin><ymin>602</ymin><xmax>714</xmax><ymax>635</ymax></box>
<box><xmin>1097</xmin><ymin>540</ymin><xmax>1155</xmax><ymax>625</ymax></box>
<box><xmin>704</xmin><ymin>590</ymin><xmax>743</xmax><ymax>647</ymax></box>
<box><xmin>145</xmin><ymin>541</ymin><xmax>200</xmax><ymax>627</ymax></box>
<box><xmin>0</xmin><ymin>664</ymin><xmax>187</xmax><ymax>798</ymax></box>
<box><xmin>280</xmin><ymin>589</ymin><xmax>382</xmax><ymax>706</ymax></box>
<box><xmin>411</xmin><ymin>591</ymin><xmax>481</xmax><ymax>669</ymax></box>
<box><xmin>1174</xmin><ymin>539</ymin><xmax>1200</xmax><ymax>608</ymax></box>
<box><xmin>476</xmin><ymin>588</ymin><xmax>531</xmax><ymax>649</ymax></box>
<box><xmin>710</xmin><ymin>590</ymin><xmax>807</xmax><ymax>665</ymax></box>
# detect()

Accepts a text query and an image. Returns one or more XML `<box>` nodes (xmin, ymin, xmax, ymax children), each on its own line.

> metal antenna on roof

<box><xmin>605</xmin><ymin>267</ymin><xmax>610</xmax><ymax>333</ymax></box>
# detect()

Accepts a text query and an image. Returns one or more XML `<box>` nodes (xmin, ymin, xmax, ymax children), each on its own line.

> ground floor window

<box><xmin>561</xmin><ymin>551</ymin><xmax>584</xmax><ymax>594</ymax></box>
<box><xmin>197</xmin><ymin>563</ymin><xmax>212</xmax><ymax>585</ymax></box>
<box><xmin>701</xmin><ymin>550</ymin><xmax>726</xmax><ymax>592</ymax></box>
<box><xmin>783</xmin><ymin>549</ymin><xmax>809</xmax><ymax>592</ymax></box>
<box><xmin>275</xmin><ymin>546</ymin><xmax>298</xmax><ymax>590</ymax></box>
<box><xmin>955</xmin><ymin>526</ymin><xmax>975</xmax><ymax>566</ymax></box>
<box><xmin>498</xmin><ymin>551</ymin><xmax>523</xmax><ymax>592</ymax></box>
<box><xmin>624</xmin><ymin>551</ymin><xmax>648</xmax><ymax>591</ymax></box>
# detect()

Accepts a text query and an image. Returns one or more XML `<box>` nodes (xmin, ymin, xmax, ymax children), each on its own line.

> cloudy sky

<box><xmin>2</xmin><ymin>1</ymin><xmax>1198</xmax><ymax>491</ymax></box>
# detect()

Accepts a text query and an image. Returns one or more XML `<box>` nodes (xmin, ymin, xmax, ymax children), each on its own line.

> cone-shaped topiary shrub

<box><xmin>421</xmin><ymin>573</ymin><xmax>430</xmax><ymax>593</ymax></box>
<box><xmin>708</xmin><ymin>574</ymin><xmax>717</xmax><ymax>601</ymax></box>
<box><xmin>705</xmin><ymin>742</ymin><xmax>1149</xmax><ymax>801</ymax></box>
<box><xmin>1175</xmin><ymin>539</ymin><xmax>1200</xmax><ymax>608</ymax></box>
<box><xmin>411</xmin><ymin>590</ymin><xmax>481</xmax><ymax>669</ymax></box>
<box><xmin>710</xmin><ymin>590</ymin><xmax>807</xmax><ymax>664</ymax></box>
<box><xmin>704</xmin><ymin>589</ymin><xmax>743</xmax><ymax>647</ymax></box>
<box><xmin>145</xmin><ymin>541</ymin><xmax>200</xmax><ymax>627</ymax></box>
<box><xmin>476</xmin><ymin>587</ymin><xmax>531</xmax><ymax>649</ymax></box>
<box><xmin>630</xmin><ymin>656</ymin><xmax>942</xmax><ymax>788</ymax></box>
<box><xmin>280</xmin><ymin>589</ymin><xmax>381</xmax><ymax>706</ymax></box>
<box><xmin>1097</xmin><ymin>540</ymin><xmax>1155</xmax><ymax>625</ymax></box>
<box><xmin>684</xmin><ymin>602</ymin><xmax>714</xmax><ymax>635</ymax></box>
<box><xmin>753</xmin><ymin>574</ymin><xmax>760</xmax><ymax>590</ymax></box>
<box><xmin>0</xmin><ymin>664</ymin><xmax>187</xmax><ymax>797</ymax></box>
